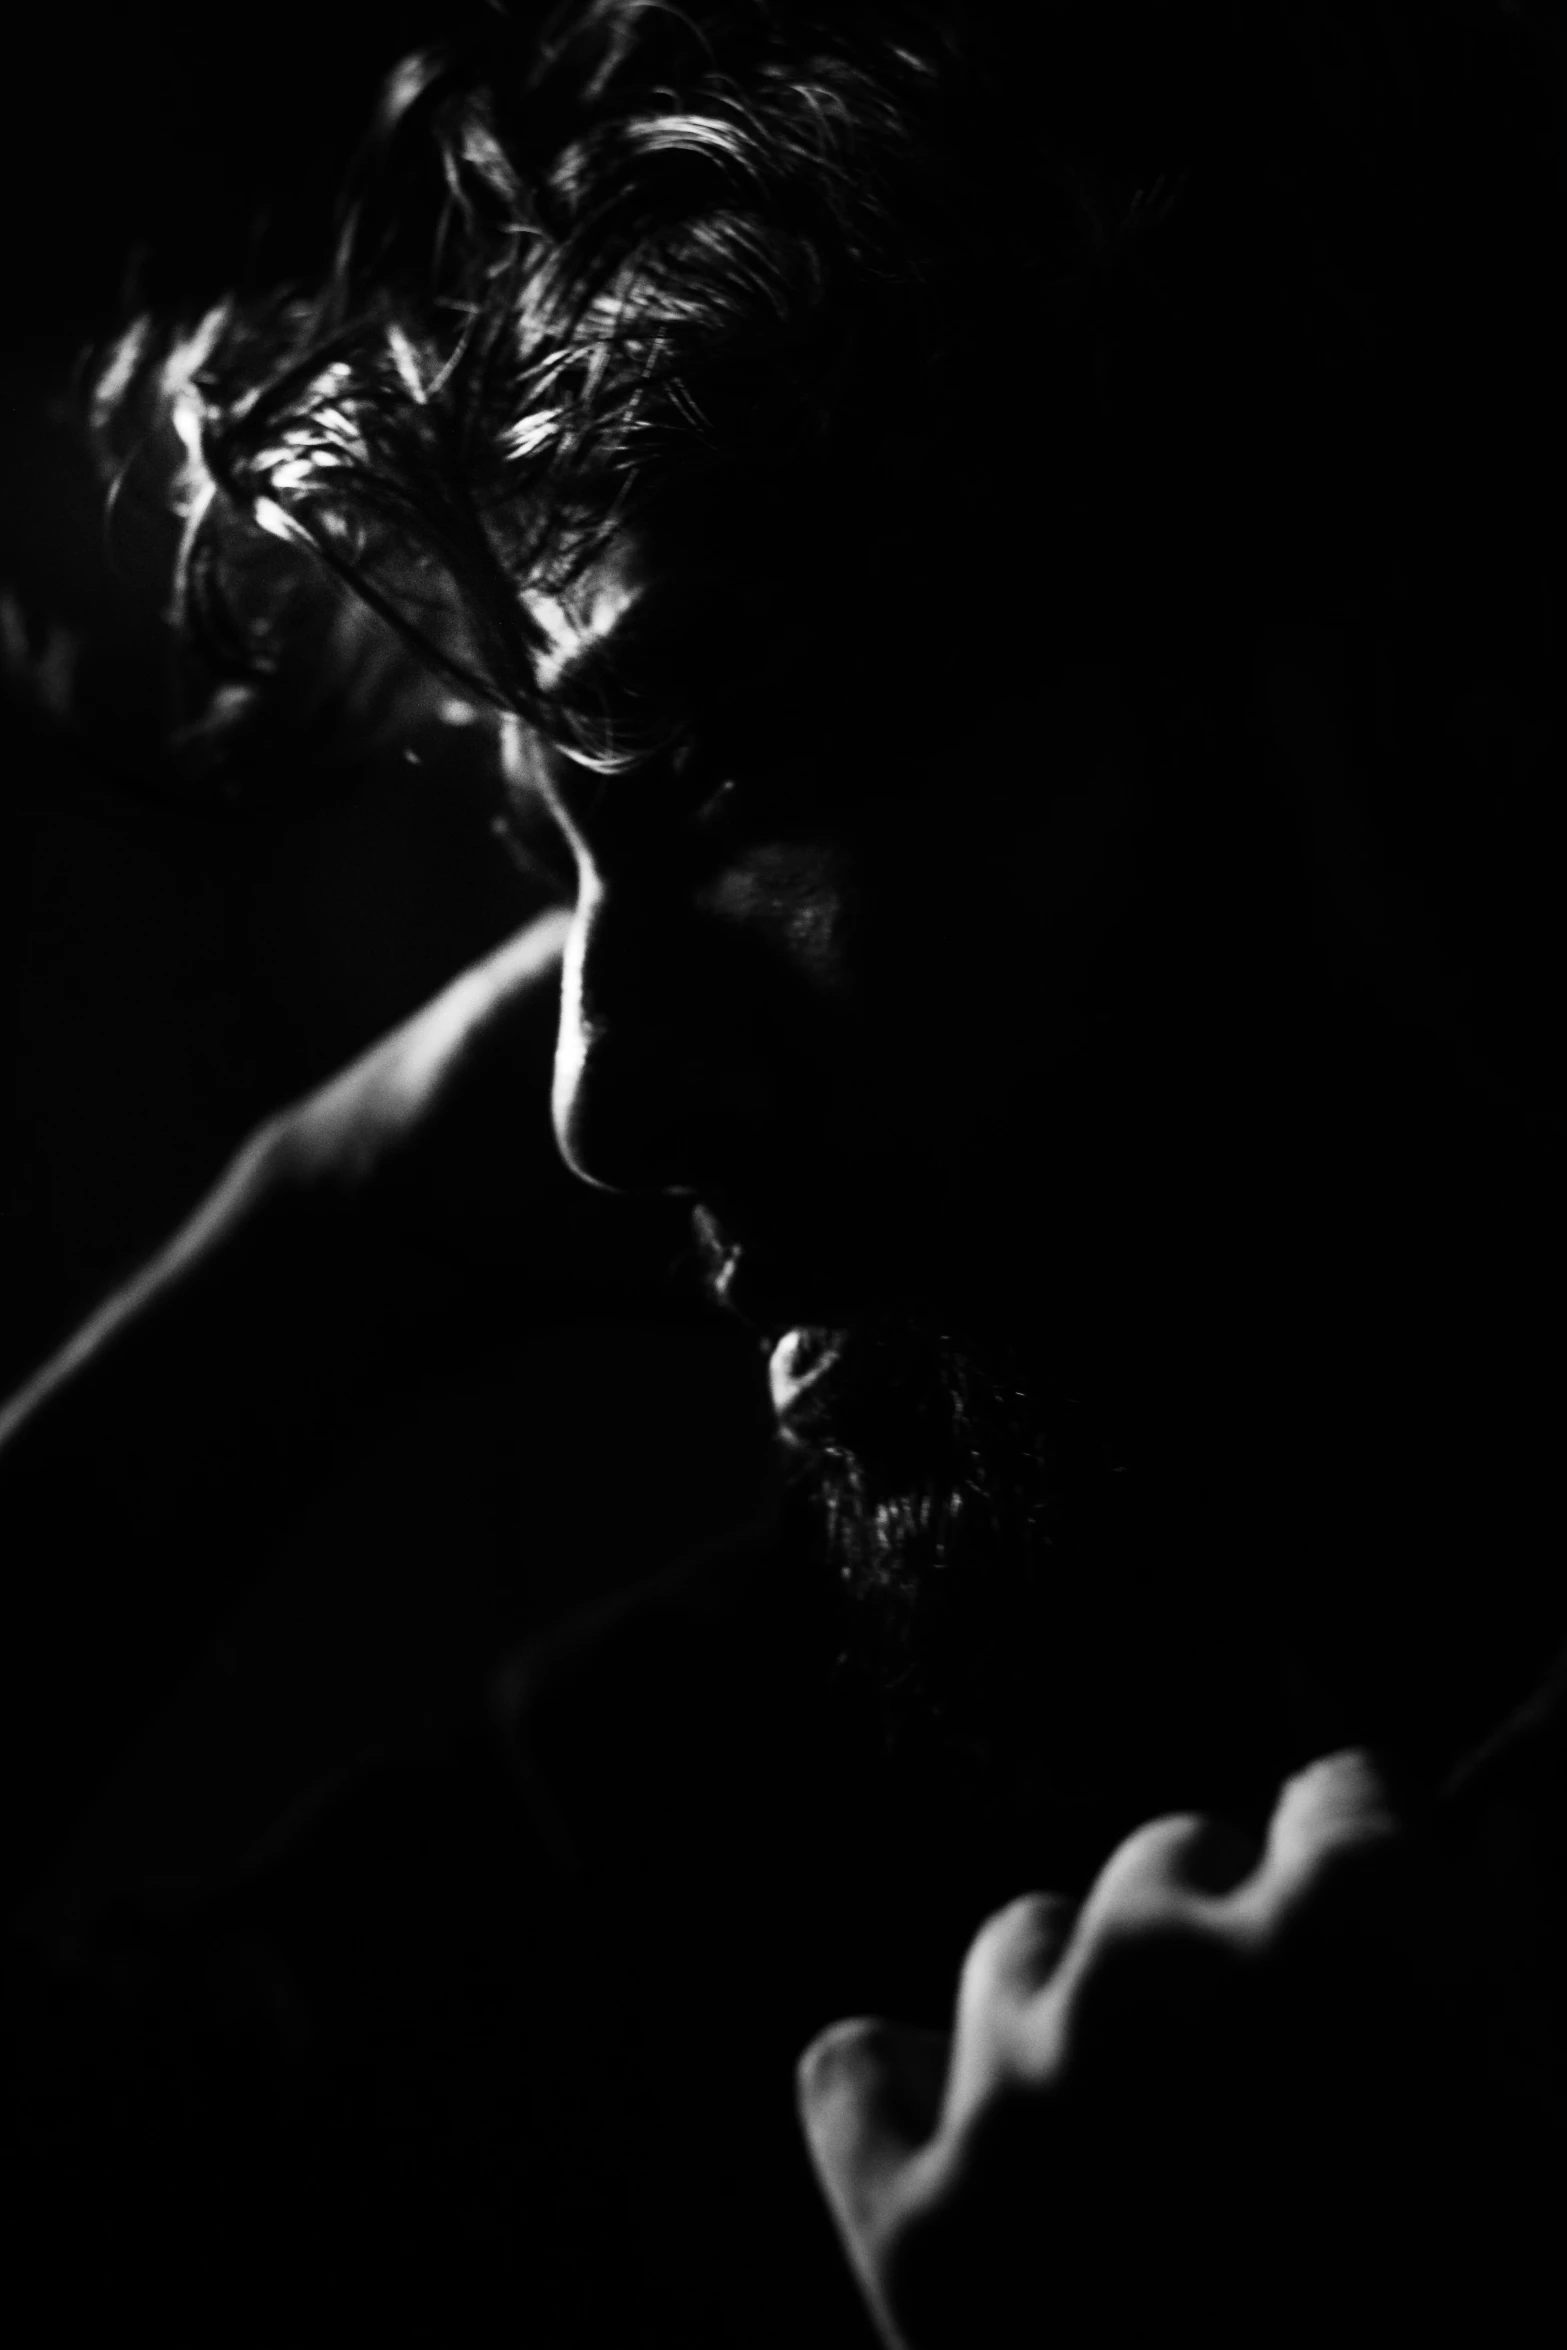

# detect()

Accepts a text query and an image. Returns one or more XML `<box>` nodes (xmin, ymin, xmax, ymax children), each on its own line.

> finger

<box><xmin>1240</xmin><ymin>1747</ymin><xmax>1408</xmax><ymax>1944</ymax></box>
<box><xmin>1058</xmin><ymin>1812</ymin><xmax>1259</xmax><ymax>1982</ymax></box>
<box><xmin>1035</xmin><ymin>1815</ymin><xmax>1261</xmax><ymax>2063</ymax></box>
<box><xmin>1079</xmin><ymin>1810</ymin><xmax>1261</xmax><ymax>1929</ymax></box>
<box><xmin>960</xmin><ymin>1890</ymin><xmax>1079</xmax><ymax>2011</ymax></box>
<box><xmin>1267</xmin><ymin>1748</ymin><xmax>1404</xmax><ymax>1865</ymax></box>
<box><xmin>942</xmin><ymin>1892</ymin><xmax>1078</xmax><ymax>2123</ymax></box>
<box><xmin>797</xmin><ymin>2018</ymin><xmax>951</xmax><ymax>2236</ymax></box>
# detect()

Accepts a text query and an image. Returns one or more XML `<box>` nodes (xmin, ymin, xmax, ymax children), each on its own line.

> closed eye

<box><xmin>534</xmin><ymin>730</ymin><xmax>745</xmax><ymax>859</ymax></box>
<box><xmin>508</xmin><ymin>710</ymin><xmax>822</xmax><ymax>875</ymax></box>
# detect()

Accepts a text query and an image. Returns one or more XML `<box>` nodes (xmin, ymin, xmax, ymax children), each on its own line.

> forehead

<box><xmin>518</xmin><ymin>520</ymin><xmax>1100</xmax><ymax>769</ymax></box>
<box><xmin>522</xmin><ymin>531</ymin><xmax>856</xmax><ymax>764</ymax></box>
<box><xmin>514</xmin><ymin>533</ymin><xmax>1149</xmax><ymax>936</ymax></box>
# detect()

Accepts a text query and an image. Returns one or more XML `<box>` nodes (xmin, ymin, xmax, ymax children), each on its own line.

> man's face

<box><xmin>523</xmin><ymin>527</ymin><xmax>1167</xmax><ymax>1366</ymax></box>
<box><xmin>515</xmin><ymin>516</ymin><xmax>1325</xmax><ymax>1827</ymax></box>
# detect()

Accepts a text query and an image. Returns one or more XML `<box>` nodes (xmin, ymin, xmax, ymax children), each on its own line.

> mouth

<box><xmin>691</xmin><ymin>1204</ymin><xmax>876</xmax><ymax>1341</ymax></box>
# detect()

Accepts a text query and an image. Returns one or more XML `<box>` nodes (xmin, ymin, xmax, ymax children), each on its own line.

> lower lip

<box><xmin>768</xmin><ymin>1326</ymin><xmax>848</xmax><ymax>1437</ymax></box>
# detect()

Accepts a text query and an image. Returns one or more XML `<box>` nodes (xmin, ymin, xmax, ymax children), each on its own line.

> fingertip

<box><xmin>1081</xmin><ymin>1813</ymin><xmax>1257</xmax><ymax>1927</ymax></box>
<box><xmin>797</xmin><ymin>2017</ymin><xmax>944</xmax><ymax>2242</ymax></box>
<box><xmin>797</xmin><ymin>2017</ymin><xmax>949</xmax><ymax>2180</ymax></box>
<box><xmin>960</xmin><ymin>1891</ymin><xmax>1078</xmax><ymax>2013</ymax></box>
<box><xmin>796</xmin><ymin>2015</ymin><xmax>886</xmax><ymax>2116</ymax></box>
<box><xmin>1258</xmin><ymin>1747</ymin><xmax>1412</xmax><ymax>1909</ymax></box>
<box><xmin>1276</xmin><ymin>1746</ymin><xmax>1405</xmax><ymax>1832</ymax></box>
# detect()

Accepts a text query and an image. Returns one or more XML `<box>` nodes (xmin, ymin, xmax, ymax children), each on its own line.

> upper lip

<box><xmin>718</xmin><ymin>1255</ymin><xmax>867</xmax><ymax>1339</ymax></box>
<box><xmin>693</xmin><ymin>1204</ymin><xmax>883</xmax><ymax>1338</ymax></box>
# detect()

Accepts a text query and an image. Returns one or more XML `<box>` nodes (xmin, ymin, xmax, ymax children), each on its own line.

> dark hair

<box><xmin>94</xmin><ymin>2</ymin><xmax>1565</xmax><ymax>774</ymax></box>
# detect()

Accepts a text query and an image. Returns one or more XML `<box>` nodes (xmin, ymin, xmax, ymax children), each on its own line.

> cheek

<box><xmin>703</xmin><ymin>840</ymin><xmax>861</xmax><ymax>997</ymax></box>
<box><xmin>703</xmin><ymin>827</ymin><xmax>1042</xmax><ymax>1135</ymax></box>
<box><xmin>702</xmin><ymin>835</ymin><xmax>982</xmax><ymax>1175</ymax></box>
<box><xmin>696</xmin><ymin>803</ymin><xmax>1150</xmax><ymax>1194</ymax></box>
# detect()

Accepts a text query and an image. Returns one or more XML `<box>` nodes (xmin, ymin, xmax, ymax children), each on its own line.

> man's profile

<box><xmin>5</xmin><ymin>4</ymin><xmax>1567</xmax><ymax>2342</ymax></box>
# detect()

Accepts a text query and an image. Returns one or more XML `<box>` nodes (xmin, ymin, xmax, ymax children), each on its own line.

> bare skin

<box><xmin>798</xmin><ymin>1750</ymin><xmax>1454</xmax><ymax>2347</ymax></box>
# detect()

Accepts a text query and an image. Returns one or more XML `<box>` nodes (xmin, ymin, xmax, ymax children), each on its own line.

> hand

<box><xmin>798</xmin><ymin>1752</ymin><xmax>1467</xmax><ymax>2348</ymax></box>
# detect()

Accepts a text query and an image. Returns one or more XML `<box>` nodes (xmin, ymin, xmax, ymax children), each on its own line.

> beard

<box><xmin>781</xmin><ymin>1308</ymin><xmax>1331</xmax><ymax>1874</ymax></box>
<box><xmin>802</xmin><ymin>1319</ymin><xmax>1127</xmax><ymax>1702</ymax></box>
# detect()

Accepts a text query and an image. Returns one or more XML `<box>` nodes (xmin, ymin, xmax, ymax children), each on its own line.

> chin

<box><xmin>785</xmin><ymin>1311</ymin><xmax>1298</xmax><ymax>1860</ymax></box>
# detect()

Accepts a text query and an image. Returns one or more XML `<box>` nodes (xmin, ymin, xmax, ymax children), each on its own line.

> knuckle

<box><xmin>1087</xmin><ymin>1810</ymin><xmax>1257</xmax><ymax>1922</ymax></box>
<box><xmin>1260</xmin><ymin>1753</ymin><xmax>1412</xmax><ymax>1937</ymax></box>
<box><xmin>1275</xmin><ymin>1749</ymin><xmax>1403</xmax><ymax>1850</ymax></box>
<box><xmin>1063</xmin><ymin>1823</ymin><xmax>1252</xmax><ymax>2045</ymax></box>
<box><xmin>961</xmin><ymin>1891</ymin><xmax>1076</xmax><ymax>2009</ymax></box>
<box><xmin>796</xmin><ymin>2014</ymin><xmax>890</xmax><ymax>2112</ymax></box>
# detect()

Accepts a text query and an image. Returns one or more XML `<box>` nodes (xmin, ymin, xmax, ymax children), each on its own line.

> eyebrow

<box><xmin>535</xmin><ymin>565</ymin><xmax>810</xmax><ymax>733</ymax></box>
<box><xmin>532</xmin><ymin>570</ymin><xmax>982</xmax><ymax>794</ymax></box>
<box><xmin>531</xmin><ymin>590</ymin><xmax>697</xmax><ymax>758</ymax></box>
<box><xmin>538</xmin><ymin>629</ymin><xmax>636</xmax><ymax>725</ymax></box>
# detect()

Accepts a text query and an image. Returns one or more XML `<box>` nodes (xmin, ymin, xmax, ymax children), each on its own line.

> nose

<box><xmin>551</xmin><ymin>877</ymin><xmax>779</xmax><ymax>1198</ymax></box>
